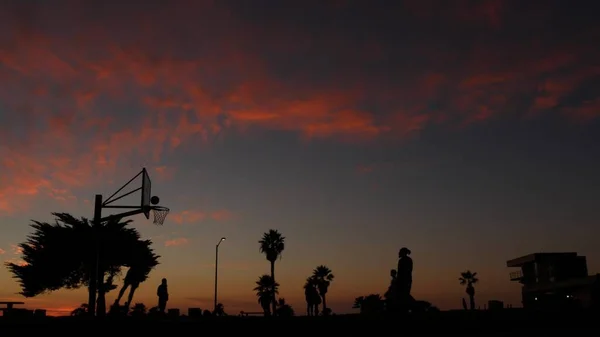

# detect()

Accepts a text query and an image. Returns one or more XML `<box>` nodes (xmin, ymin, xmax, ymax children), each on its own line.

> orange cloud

<box><xmin>165</xmin><ymin>237</ymin><xmax>189</xmax><ymax>247</ymax></box>
<box><xmin>10</xmin><ymin>244</ymin><xmax>23</xmax><ymax>255</ymax></box>
<box><xmin>0</xmin><ymin>248</ymin><xmax>5</xmax><ymax>255</ymax></box>
<box><xmin>0</xmin><ymin>1</ymin><xmax>596</xmax><ymax>215</ymax></box>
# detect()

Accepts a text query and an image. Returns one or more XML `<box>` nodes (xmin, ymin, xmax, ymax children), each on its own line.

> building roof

<box><xmin>506</xmin><ymin>252</ymin><xmax>579</xmax><ymax>267</ymax></box>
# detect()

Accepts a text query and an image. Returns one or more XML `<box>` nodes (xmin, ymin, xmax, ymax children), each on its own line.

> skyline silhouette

<box><xmin>1</xmin><ymin>0</ymin><xmax>599</xmax><ymax>316</ymax></box>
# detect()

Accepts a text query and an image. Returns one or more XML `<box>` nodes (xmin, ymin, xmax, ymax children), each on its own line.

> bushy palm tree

<box><xmin>459</xmin><ymin>270</ymin><xmax>479</xmax><ymax>310</ymax></box>
<box><xmin>258</xmin><ymin>229</ymin><xmax>285</xmax><ymax>314</ymax></box>
<box><xmin>253</xmin><ymin>274</ymin><xmax>279</xmax><ymax>316</ymax></box>
<box><xmin>5</xmin><ymin>212</ymin><xmax>159</xmax><ymax>315</ymax></box>
<box><xmin>312</xmin><ymin>265</ymin><xmax>334</xmax><ymax>314</ymax></box>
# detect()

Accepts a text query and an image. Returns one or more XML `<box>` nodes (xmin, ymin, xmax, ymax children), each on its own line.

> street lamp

<box><xmin>214</xmin><ymin>237</ymin><xmax>226</xmax><ymax>313</ymax></box>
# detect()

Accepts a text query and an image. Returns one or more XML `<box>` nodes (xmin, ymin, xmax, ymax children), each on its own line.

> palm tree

<box><xmin>6</xmin><ymin>212</ymin><xmax>159</xmax><ymax>316</ymax></box>
<box><xmin>312</xmin><ymin>265</ymin><xmax>334</xmax><ymax>314</ymax></box>
<box><xmin>253</xmin><ymin>274</ymin><xmax>279</xmax><ymax>316</ymax></box>
<box><xmin>459</xmin><ymin>270</ymin><xmax>479</xmax><ymax>310</ymax></box>
<box><xmin>258</xmin><ymin>229</ymin><xmax>285</xmax><ymax>315</ymax></box>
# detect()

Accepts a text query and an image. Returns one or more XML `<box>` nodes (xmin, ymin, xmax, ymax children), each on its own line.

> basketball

<box><xmin>150</xmin><ymin>196</ymin><xmax>160</xmax><ymax>205</ymax></box>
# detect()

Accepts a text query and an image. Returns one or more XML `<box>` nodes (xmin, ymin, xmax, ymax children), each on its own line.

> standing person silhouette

<box><xmin>396</xmin><ymin>247</ymin><xmax>413</xmax><ymax>313</ymax></box>
<box><xmin>157</xmin><ymin>278</ymin><xmax>169</xmax><ymax>313</ymax></box>
<box><xmin>384</xmin><ymin>269</ymin><xmax>398</xmax><ymax>312</ymax></box>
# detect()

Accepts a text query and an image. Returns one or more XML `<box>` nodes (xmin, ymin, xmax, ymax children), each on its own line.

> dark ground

<box><xmin>0</xmin><ymin>309</ymin><xmax>596</xmax><ymax>334</ymax></box>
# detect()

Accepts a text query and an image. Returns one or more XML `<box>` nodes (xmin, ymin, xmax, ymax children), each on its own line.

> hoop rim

<box><xmin>151</xmin><ymin>206</ymin><xmax>170</xmax><ymax>211</ymax></box>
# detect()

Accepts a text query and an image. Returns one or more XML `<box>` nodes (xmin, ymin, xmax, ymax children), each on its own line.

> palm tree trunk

<box><xmin>322</xmin><ymin>294</ymin><xmax>327</xmax><ymax>313</ymax></box>
<box><xmin>469</xmin><ymin>295</ymin><xmax>475</xmax><ymax>310</ymax></box>
<box><xmin>270</xmin><ymin>261</ymin><xmax>276</xmax><ymax>315</ymax></box>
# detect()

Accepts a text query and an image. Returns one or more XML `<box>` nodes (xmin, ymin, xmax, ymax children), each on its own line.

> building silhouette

<box><xmin>507</xmin><ymin>252</ymin><xmax>599</xmax><ymax>310</ymax></box>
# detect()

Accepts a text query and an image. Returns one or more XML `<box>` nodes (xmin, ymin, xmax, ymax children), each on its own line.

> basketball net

<box><xmin>152</xmin><ymin>206</ymin><xmax>170</xmax><ymax>226</ymax></box>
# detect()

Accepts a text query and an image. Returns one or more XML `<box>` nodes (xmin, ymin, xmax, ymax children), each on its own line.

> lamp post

<box><xmin>214</xmin><ymin>237</ymin><xmax>226</xmax><ymax>313</ymax></box>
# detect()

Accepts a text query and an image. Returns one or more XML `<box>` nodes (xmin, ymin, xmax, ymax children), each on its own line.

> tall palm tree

<box><xmin>253</xmin><ymin>274</ymin><xmax>279</xmax><ymax>316</ymax></box>
<box><xmin>6</xmin><ymin>212</ymin><xmax>159</xmax><ymax>316</ymax></box>
<box><xmin>258</xmin><ymin>229</ymin><xmax>285</xmax><ymax>315</ymax></box>
<box><xmin>312</xmin><ymin>265</ymin><xmax>334</xmax><ymax>314</ymax></box>
<box><xmin>459</xmin><ymin>270</ymin><xmax>479</xmax><ymax>310</ymax></box>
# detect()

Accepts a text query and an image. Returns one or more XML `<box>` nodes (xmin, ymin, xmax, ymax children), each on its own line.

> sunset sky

<box><xmin>0</xmin><ymin>0</ymin><xmax>599</xmax><ymax>316</ymax></box>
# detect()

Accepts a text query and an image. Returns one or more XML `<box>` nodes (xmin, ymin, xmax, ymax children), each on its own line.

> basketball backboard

<box><xmin>102</xmin><ymin>167</ymin><xmax>152</xmax><ymax>219</ymax></box>
<box><xmin>142</xmin><ymin>168</ymin><xmax>151</xmax><ymax>219</ymax></box>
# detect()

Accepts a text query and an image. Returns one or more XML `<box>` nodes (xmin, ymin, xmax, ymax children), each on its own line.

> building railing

<box><xmin>510</xmin><ymin>270</ymin><xmax>523</xmax><ymax>281</ymax></box>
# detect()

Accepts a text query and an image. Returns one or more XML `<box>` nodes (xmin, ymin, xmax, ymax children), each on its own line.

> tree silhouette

<box><xmin>459</xmin><ymin>270</ymin><xmax>479</xmax><ymax>310</ymax></box>
<box><xmin>275</xmin><ymin>298</ymin><xmax>294</xmax><ymax>317</ymax></box>
<box><xmin>214</xmin><ymin>303</ymin><xmax>226</xmax><ymax>316</ymax></box>
<box><xmin>312</xmin><ymin>265</ymin><xmax>334</xmax><ymax>314</ymax></box>
<box><xmin>130</xmin><ymin>303</ymin><xmax>147</xmax><ymax>317</ymax></box>
<box><xmin>258</xmin><ymin>229</ymin><xmax>285</xmax><ymax>315</ymax></box>
<box><xmin>353</xmin><ymin>294</ymin><xmax>384</xmax><ymax>314</ymax></box>
<box><xmin>70</xmin><ymin>303</ymin><xmax>88</xmax><ymax>316</ymax></box>
<box><xmin>253</xmin><ymin>274</ymin><xmax>279</xmax><ymax>316</ymax></box>
<box><xmin>5</xmin><ymin>213</ymin><xmax>159</xmax><ymax>315</ymax></box>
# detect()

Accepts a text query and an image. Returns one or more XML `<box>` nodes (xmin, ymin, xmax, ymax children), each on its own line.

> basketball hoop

<box><xmin>151</xmin><ymin>206</ymin><xmax>170</xmax><ymax>226</ymax></box>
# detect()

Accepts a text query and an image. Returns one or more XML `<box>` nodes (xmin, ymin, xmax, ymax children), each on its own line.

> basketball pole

<box><xmin>89</xmin><ymin>194</ymin><xmax>102</xmax><ymax>317</ymax></box>
<box><xmin>85</xmin><ymin>168</ymin><xmax>168</xmax><ymax>317</ymax></box>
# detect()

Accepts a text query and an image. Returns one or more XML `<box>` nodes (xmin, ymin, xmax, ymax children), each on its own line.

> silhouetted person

<box><xmin>157</xmin><ymin>278</ymin><xmax>169</xmax><ymax>313</ymax></box>
<box><xmin>396</xmin><ymin>247</ymin><xmax>413</xmax><ymax>313</ymax></box>
<box><xmin>115</xmin><ymin>267</ymin><xmax>140</xmax><ymax>309</ymax></box>
<box><xmin>385</xmin><ymin>269</ymin><xmax>398</xmax><ymax>312</ymax></box>
<box><xmin>304</xmin><ymin>283</ymin><xmax>313</xmax><ymax>316</ymax></box>
<box><xmin>304</xmin><ymin>282</ymin><xmax>320</xmax><ymax>316</ymax></box>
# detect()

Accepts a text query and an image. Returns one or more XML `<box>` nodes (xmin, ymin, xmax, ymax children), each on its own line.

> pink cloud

<box><xmin>210</xmin><ymin>209</ymin><xmax>234</xmax><ymax>222</ymax></box>
<box><xmin>165</xmin><ymin>237</ymin><xmax>189</xmax><ymax>247</ymax></box>
<box><xmin>0</xmin><ymin>1</ymin><xmax>595</xmax><ymax>216</ymax></box>
<box><xmin>170</xmin><ymin>209</ymin><xmax>234</xmax><ymax>225</ymax></box>
<box><xmin>154</xmin><ymin>166</ymin><xmax>176</xmax><ymax>181</ymax></box>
